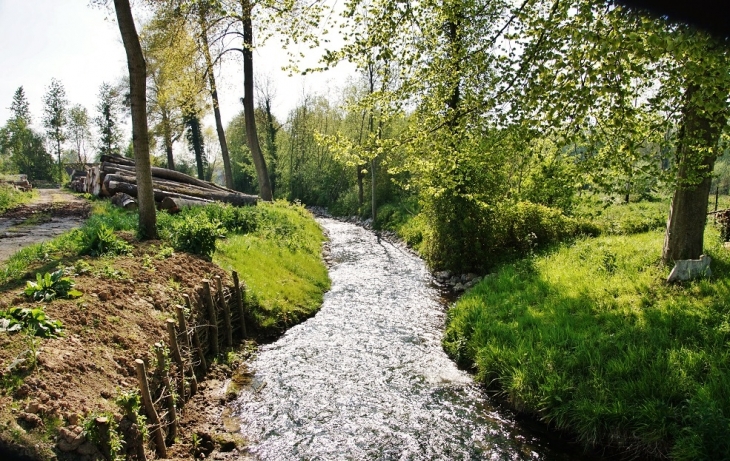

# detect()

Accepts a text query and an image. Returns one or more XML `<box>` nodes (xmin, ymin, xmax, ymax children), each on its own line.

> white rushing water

<box><xmin>232</xmin><ymin>218</ymin><xmax>582</xmax><ymax>460</ymax></box>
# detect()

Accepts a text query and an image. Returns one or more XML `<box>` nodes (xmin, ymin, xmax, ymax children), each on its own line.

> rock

<box><xmin>18</xmin><ymin>412</ymin><xmax>43</xmax><ymax>428</ymax></box>
<box><xmin>65</xmin><ymin>412</ymin><xmax>81</xmax><ymax>426</ymax></box>
<box><xmin>57</xmin><ymin>426</ymin><xmax>86</xmax><ymax>452</ymax></box>
<box><xmin>449</xmin><ymin>276</ymin><xmax>460</xmax><ymax>285</ymax></box>
<box><xmin>24</xmin><ymin>401</ymin><xmax>48</xmax><ymax>415</ymax></box>
<box><xmin>463</xmin><ymin>273</ymin><xmax>478</xmax><ymax>282</ymax></box>
<box><xmin>77</xmin><ymin>441</ymin><xmax>100</xmax><ymax>456</ymax></box>
<box><xmin>453</xmin><ymin>283</ymin><xmax>465</xmax><ymax>292</ymax></box>
<box><xmin>434</xmin><ymin>271</ymin><xmax>451</xmax><ymax>281</ymax></box>
<box><xmin>667</xmin><ymin>255</ymin><xmax>712</xmax><ymax>283</ymax></box>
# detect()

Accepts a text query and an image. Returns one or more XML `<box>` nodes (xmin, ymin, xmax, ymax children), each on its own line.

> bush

<box><xmin>81</xmin><ymin>223</ymin><xmax>133</xmax><ymax>257</ymax></box>
<box><xmin>170</xmin><ymin>215</ymin><xmax>224</xmax><ymax>259</ymax></box>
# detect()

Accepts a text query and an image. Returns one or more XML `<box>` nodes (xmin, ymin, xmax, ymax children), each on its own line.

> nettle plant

<box><xmin>24</xmin><ymin>269</ymin><xmax>82</xmax><ymax>302</ymax></box>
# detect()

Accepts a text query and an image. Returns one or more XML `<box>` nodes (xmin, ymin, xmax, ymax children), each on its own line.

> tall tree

<box><xmin>95</xmin><ymin>82</ymin><xmax>124</xmax><ymax>157</ymax></box>
<box><xmin>42</xmin><ymin>78</ymin><xmax>68</xmax><ymax>183</ymax></box>
<box><xmin>114</xmin><ymin>0</ymin><xmax>158</xmax><ymax>240</ymax></box>
<box><xmin>197</xmin><ymin>2</ymin><xmax>234</xmax><ymax>188</ymax></box>
<box><xmin>1</xmin><ymin>87</ymin><xmax>55</xmax><ymax>181</ymax></box>
<box><xmin>256</xmin><ymin>75</ymin><xmax>280</xmax><ymax>196</ymax></box>
<box><xmin>238</xmin><ymin>0</ymin><xmax>272</xmax><ymax>200</ymax></box>
<box><xmin>68</xmin><ymin>104</ymin><xmax>92</xmax><ymax>164</ymax></box>
<box><xmin>143</xmin><ymin>6</ymin><xmax>205</xmax><ymax>171</ymax></box>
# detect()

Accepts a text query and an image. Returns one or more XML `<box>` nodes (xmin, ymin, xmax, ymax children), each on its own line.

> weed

<box><xmin>0</xmin><ymin>306</ymin><xmax>63</xmax><ymax>338</ymax></box>
<box><xmin>24</xmin><ymin>269</ymin><xmax>82</xmax><ymax>301</ymax></box>
<box><xmin>82</xmin><ymin>223</ymin><xmax>133</xmax><ymax>257</ymax></box>
<box><xmin>82</xmin><ymin>411</ymin><xmax>124</xmax><ymax>461</ymax></box>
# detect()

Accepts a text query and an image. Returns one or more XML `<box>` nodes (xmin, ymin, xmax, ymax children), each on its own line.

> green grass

<box><xmin>444</xmin><ymin>227</ymin><xmax>730</xmax><ymax>460</ymax></box>
<box><xmin>213</xmin><ymin>201</ymin><xmax>330</xmax><ymax>335</ymax></box>
<box><xmin>0</xmin><ymin>185</ymin><xmax>36</xmax><ymax>213</ymax></box>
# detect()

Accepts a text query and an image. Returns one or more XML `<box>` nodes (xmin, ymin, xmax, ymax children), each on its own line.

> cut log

<box><xmin>106</xmin><ymin>180</ymin><xmax>216</xmax><ymax>205</ymax></box>
<box><xmin>110</xmin><ymin>192</ymin><xmax>138</xmax><ymax>210</ymax></box>
<box><xmin>100</xmin><ymin>154</ymin><xmax>135</xmax><ymax>167</ymax></box>
<box><xmin>104</xmin><ymin>174</ymin><xmax>257</xmax><ymax>206</ymax></box>
<box><xmin>159</xmin><ymin>196</ymin><xmax>210</xmax><ymax>213</ymax></box>
<box><xmin>100</xmin><ymin>161</ymin><xmax>235</xmax><ymax>195</ymax></box>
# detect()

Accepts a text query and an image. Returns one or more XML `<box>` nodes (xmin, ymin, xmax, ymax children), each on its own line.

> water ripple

<box><xmin>232</xmin><ymin>219</ymin><xmax>574</xmax><ymax>460</ymax></box>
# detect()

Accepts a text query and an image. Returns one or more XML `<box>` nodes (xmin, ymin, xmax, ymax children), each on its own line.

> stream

<box><xmin>231</xmin><ymin>218</ymin><xmax>588</xmax><ymax>460</ymax></box>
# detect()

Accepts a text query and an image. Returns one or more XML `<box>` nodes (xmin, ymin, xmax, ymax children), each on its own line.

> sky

<box><xmin>0</xmin><ymin>0</ymin><xmax>355</xmax><ymax>138</ymax></box>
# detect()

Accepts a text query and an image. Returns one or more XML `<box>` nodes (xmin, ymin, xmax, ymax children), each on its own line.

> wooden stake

<box><xmin>154</xmin><ymin>343</ymin><xmax>178</xmax><ymax>442</ymax></box>
<box><xmin>186</xmin><ymin>297</ymin><xmax>208</xmax><ymax>372</ymax></box>
<box><xmin>232</xmin><ymin>271</ymin><xmax>247</xmax><ymax>338</ymax></box>
<box><xmin>166</xmin><ymin>318</ymin><xmax>189</xmax><ymax>403</ymax></box>
<box><xmin>215</xmin><ymin>275</ymin><xmax>233</xmax><ymax>347</ymax></box>
<box><xmin>202</xmin><ymin>279</ymin><xmax>219</xmax><ymax>356</ymax></box>
<box><xmin>175</xmin><ymin>305</ymin><xmax>198</xmax><ymax>396</ymax></box>
<box><xmin>95</xmin><ymin>417</ymin><xmax>112</xmax><ymax>460</ymax></box>
<box><xmin>135</xmin><ymin>359</ymin><xmax>167</xmax><ymax>458</ymax></box>
<box><xmin>175</xmin><ymin>304</ymin><xmax>190</xmax><ymax>348</ymax></box>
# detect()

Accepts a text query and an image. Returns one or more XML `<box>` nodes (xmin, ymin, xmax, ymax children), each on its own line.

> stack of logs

<box><xmin>91</xmin><ymin>271</ymin><xmax>250</xmax><ymax>460</ymax></box>
<box><xmin>0</xmin><ymin>174</ymin><xmax>32</xmax><ymax>192</ymax></box>
<box><xmin>70</xmin><ymin>154</ymin><xmax>258</xmax><ymax>212</ymax></box>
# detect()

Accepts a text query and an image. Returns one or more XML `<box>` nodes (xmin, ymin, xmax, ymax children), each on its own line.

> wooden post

<box><xmin>202</xmin><ymin>279</ymin><xmax>219</xmax><ymax>356</ymax></box>
<box><xmin>175</xmin><ymin>305</ymin><xmax>198</xmax><ymax>396</ymax></box>
<box><xmin>185</xmin><ymin>295</ymin><xmax>208</xmax><ymax>372</ymax></box>
<box><xmin>135</xmin><ymin>359</ymin><xmax>167</xmax><ymax>458</ymax></box>
<box><xmin>167</xmin><ymin>318</ymin><xmax>190</xmax><ymax>402</ymax></box>
<box><xmin>215</xmin><ymin>275</ymin><xmax>233</xmax><ymax>347</ymax></box>
<box><xmin>232</xmin><ymin>271</ymin><xmax>247</xmax><ymax>338</ymax></box>
<box><xmin>175</xmin><ymin>304</ymin><xmax>190</xmax><ymax>347</ymax></box>
<box><xmin>95</xmin><ymin>417</ymin><xmax>111</xmax><ymax>461</ymax></box>
<box><xmin>153</xmin><ymin>343</ymin><xmax>178</xmax><ymax>442</ymax></box>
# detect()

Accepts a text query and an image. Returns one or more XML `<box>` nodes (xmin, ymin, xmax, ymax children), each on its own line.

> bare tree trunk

<box><xmin>663</xmin><ymin>83</ymin><xmax>728</xmax><ymax>262</ymax></box>
<box><xmin>199</xmin><ymin>9</ymin><xmax>234</xmax><ymax>189</ymax></box>
<box><xmin>162</xmin><ymin>110</ymin><xmax>175</xmax><ymax>170</ymax></box>
<box><xmin>114</xmin><ymin>0</ymin><xmax>157</xmax><ymax>239</ymax></box>
<box><xmin>241</xmin><ymin>0</ymin><xmax>273</xmax><ymax>201</ymax></box>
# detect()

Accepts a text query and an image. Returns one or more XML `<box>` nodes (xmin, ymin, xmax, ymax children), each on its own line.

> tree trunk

<box><xmin>663</xmin><ymin>83</ymin><xmax>729</xmax><ymax>263</ymax></box>
<box><xmin>241</xmin><ymin>0</ymin><xmax>273</xmax><ymax>201</ymax></box>
<box><xmin>199</xmin><ymin>9</ymin><xmax>234</xmax><ymax>189</ymax></box>
<box><xmin>114</xmin><ymin>0</ymin><xmax>157</xmax><ymax>239</ymax></box>
<box><xmin>162</xmin><ymin>110</ymin><xmax>175</xmax><ymax>170</ymax></box>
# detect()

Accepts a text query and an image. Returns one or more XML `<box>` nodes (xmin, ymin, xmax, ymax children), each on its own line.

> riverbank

<box><xmin>443</xmin><ymin>227</ymin><xmax>730</xmax><ymax>460</ymax></box>
<box><xmin>0</xmin><ymin>199</ymin><xmax>330</xmax><ymax>460</ymax></box>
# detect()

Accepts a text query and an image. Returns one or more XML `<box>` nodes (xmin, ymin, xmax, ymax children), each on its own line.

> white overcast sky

<box><xmin>0</xmin><ymin>0</ymin><xmax>355</xmax><ymax>136</ymax></box>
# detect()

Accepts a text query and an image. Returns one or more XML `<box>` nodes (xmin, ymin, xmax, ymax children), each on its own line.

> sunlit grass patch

<box><xmin>444</xmin><ymin>227</ymin><xmax>730</xmax><ymax>460</ymax></box>
<box><xmin>213</xmin><ymin>201</ymin><xmax>330</xmax><ymax>335</ymax></box>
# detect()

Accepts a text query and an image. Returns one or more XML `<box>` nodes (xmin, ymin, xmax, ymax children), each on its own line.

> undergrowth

<box><xmin>443</xmin><ymin>227</ymin><xmax>730</xmax><ymax>460</ymax></box>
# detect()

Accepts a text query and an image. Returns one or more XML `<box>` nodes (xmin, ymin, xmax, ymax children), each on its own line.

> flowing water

<box><xmin>232</xmin><ymin>218</ymin><xmax>587</xmax><ymax>460</ymax></box>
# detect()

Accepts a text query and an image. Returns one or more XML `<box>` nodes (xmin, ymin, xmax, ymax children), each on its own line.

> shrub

<box><xmin>171</xmin><ymin>215</ymin><xmax>224</xmax><ymax>259</ymax></box>
<box><xmin>81</xmin><ymin>223</ymin><xmax>133</xmax><ymax>257</ymax></box>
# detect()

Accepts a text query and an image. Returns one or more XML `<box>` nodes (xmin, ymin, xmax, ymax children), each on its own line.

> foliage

<box><xmin>213</xmin><ymin>201</ymin><xmax>330</xmax><ymax>334</ymax></box>
<box><xmin>81</xmin><ymin>223</ymin><xmax>134</xmax><ymax>257</ymax></box>
<box><xmin>443</xmin><ymin>228</ymin><xmax>730</xmax><ymax>460</ymax></box>
<box><xmin>0</xmin><ymin>87</ymin><xmax>56</xmax><ymax>181</ymax></box>
<box><xmin>0</xmin><ymin>186</ymin><xmax>35</xmax><ymax>214</ymax></box>
<box><xmin>24</xmin><ymin>269</ymin><xmax>82</xmax><ymax>302</ymax></box>
<box><xmin>82</xmin><ymin>411</ymin><xmax>124</xmax><ymax>461</ymax></box>
<box><xmin>42</xmin><ymin>78</ymin><xmax>68</xmax><ymax>182</ymax></box>
<box><xmin>0</xmin><ymin>306</ymin><xmax>63</xmax><ymax>338</ymax></box>
<box><xmin>94</xmin><ymin>82</ymin><xmax>124</xmax><ymax>158</ymax></box>
<box><xmin>169</xmin><ymin>214</ymin><xmax>224</xmax><ymax>259</ymax></box>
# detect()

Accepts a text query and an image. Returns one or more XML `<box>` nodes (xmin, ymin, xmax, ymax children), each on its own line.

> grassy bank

<box><xmin>0</xmin><ymin>185</ymin><xmax>36</xmax><ymax>213</ymax></box>
<box><xmin>1</xmin><ymin>200</ymin><xmax>330</xmax><ymax>336</ymax></box>
<box><xmin>443</xmin><ymin>227</ymin><xmax>730</xmax><ymax>460</ymax></box>
<box><xmin>213</xmin><ymin>202</ymin><xmax>330</xmax><ymax>335</ymax></box>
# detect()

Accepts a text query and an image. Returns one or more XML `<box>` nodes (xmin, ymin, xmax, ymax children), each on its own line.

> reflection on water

<box><xmin>232</xmin><ymin>219</ymin><xmax>581</xmax><ymax>460</ymax></box>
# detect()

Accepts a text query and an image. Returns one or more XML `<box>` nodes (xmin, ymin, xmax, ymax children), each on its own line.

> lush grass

<box><xmin>213</xmin><ymin>201</ymin><xmax>330</xmax><ymax>335</ymax></box>
<box><xmin>572</xmin><ymin>197</ymin><xmax>669</xmax><ymax>235</ymax></box>
<box><xmin>0</xmin><ymin>185</ymin><xmax>36</xmax><ymax>213</ymax></box>
<box><xmin>1</xmin><ymin>201</ymin><xmax>331</xmax><ymax>337</ymax></box>
<box><xmin>443</xmin><ymin>226</ymin><xmax>730</xmax><ymax>460</ymax></box>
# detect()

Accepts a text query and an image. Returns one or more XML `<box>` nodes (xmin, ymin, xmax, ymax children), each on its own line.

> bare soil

<box><xmin>0</xmin><ymin>202</ymin><xmax>254</xmax><ymax>460</ymax></box>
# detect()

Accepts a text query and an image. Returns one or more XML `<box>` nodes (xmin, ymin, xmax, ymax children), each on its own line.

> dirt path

<box><xmin>0</xmin><ymin>188</ymin><xmax>90</xmax><ymax>263</ymax></box>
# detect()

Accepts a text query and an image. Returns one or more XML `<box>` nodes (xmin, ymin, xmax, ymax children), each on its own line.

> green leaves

<box><xmin>0</xmin><ymin>306</ymin><xmax>64</xmax><ymax>338</ymax></box>
<box><xmin>24</xmin><ymin>269</ymin><xmax>83</xmax><ymax>302</ymax></box>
